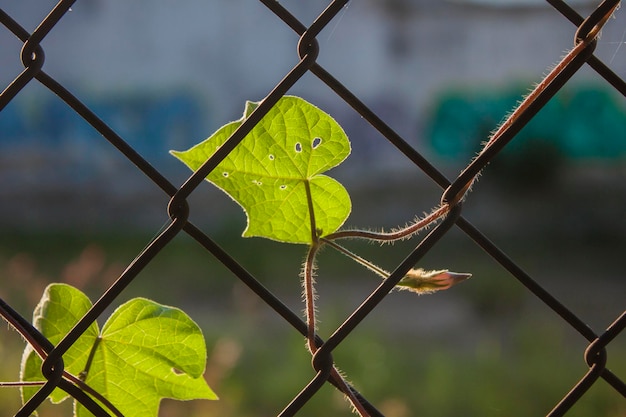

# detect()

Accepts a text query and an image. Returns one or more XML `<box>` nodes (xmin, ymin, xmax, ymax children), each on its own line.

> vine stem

<box><xmin>302</xmin><ymin>242</ymin><xmax>372</xmax><ymax>417</ymax></box>
<box><xmin>303</xmin><ymin>242</ymin><xmax>319</xmax><ymax>354</ymax></box>
<box><xmin>0</xmin><ymin>381</ymin><xmax>46</xmax><ymax>387</ymax></box>
<box><xmin>303</xmin><ymin>180</ymin><xmax>320</xmax><ymax>355</ymax></box>
<box><xmin>303</xmin><ymin>179</ymin><xmax>371</xmax><ymax>416</ymax></box>
<box><xmin>438</xmin><ymin>0</ymin><xmax>618</xmax><ymax>206</ymax></box>
<box><xmin>324</xmin><ymin>204</ymin><xmax>449</xmax><ymax>243</ymax></box>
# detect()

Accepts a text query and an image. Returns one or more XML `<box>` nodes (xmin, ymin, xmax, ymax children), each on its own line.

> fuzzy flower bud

<box><xmin>397</xmin><ymin>268</ymin><xmax>471</xmax><ymax>294</ymax></box>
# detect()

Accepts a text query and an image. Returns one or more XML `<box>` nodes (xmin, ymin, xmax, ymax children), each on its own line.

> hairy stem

<box><xmin>302</xmin><ymin>243</ymin><xmax>371</xmax><ymax>416</ymax></box>
<box><xmin>304</xmin><ymin>178</ymin><xmax>370</xmax><ymax>414</ymax></box>
<box><xmin>303</xmin><ymin>243</ymin><xmax>319</xmax><ymax>354</ymax></box>
<box><xmin>324</xmin><ymin>205</ymin><xmax>448</xmax><ymax>243</ymax></box>
<box><xmin>441</xmin><ymin>4</ymin><xmax>616</xmax><ymax>205</ymax></box>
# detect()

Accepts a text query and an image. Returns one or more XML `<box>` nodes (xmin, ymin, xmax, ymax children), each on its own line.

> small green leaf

<box><xmin>21</xmin><ymin>284</ymin><xmax>217</xmax><ymax>417</ymax></box>
<box><xmin>171</xmin><ymin>96</ymin><xmax>352</xmax><ymax>244</ymax></box>
<box><xmin>21</xmin><ymin>284</ymin><xmax>99</xmax><ymax>405</ymax></box>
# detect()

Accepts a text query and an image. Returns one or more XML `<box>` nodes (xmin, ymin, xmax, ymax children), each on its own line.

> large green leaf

<box><xmin>171</xmin><ymin>96</ymin><xmax>352</xmax><ymax>244</ymax></box>
<box><xmin>21</xmin><ymin>284</ymin><xmax>217</xmax><ymax>417</ymax></box>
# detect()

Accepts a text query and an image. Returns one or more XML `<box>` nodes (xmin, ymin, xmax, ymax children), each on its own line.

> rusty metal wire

<box><xmin>0</xmin><ymin>0</ymin><xmax>625</xmax><ymax>416</ymax></box>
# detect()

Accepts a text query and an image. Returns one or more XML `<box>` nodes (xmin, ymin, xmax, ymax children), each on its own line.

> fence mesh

<box><xmin>1</xmin><ymin>0</ymin><xmax>625</xmax><ymax>416</ymax></box>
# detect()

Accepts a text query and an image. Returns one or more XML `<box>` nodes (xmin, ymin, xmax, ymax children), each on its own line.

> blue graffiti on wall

<box><xmin>0</xmin><ymin>91</ymin><xmax>209</xmax><ymax>181</ymax></box>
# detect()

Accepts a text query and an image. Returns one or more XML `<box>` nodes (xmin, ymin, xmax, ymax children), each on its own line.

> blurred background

<box><xmin>1</xmin><ymin>0</ymin><xmax>625</xmax><ymax>416</ymax></box>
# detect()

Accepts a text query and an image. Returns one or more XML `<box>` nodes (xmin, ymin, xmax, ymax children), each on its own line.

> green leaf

<box><xmin>21</xmin><ymin>284</ymin><xmax>217</xmax><ymax>417</ymax></box>
<box><xmin>21</xmin><ymin>283</ymin><xmax>99</xmax><ymax>404</ymax></box>
<box><xmin>171</xmin><ymin>96</ymin><xmax>352</xmax><ymax>244</ymax></box>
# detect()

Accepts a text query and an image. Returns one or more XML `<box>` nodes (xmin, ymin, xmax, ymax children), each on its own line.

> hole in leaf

<box><xmin>172</xmin><ymin>368</ymin><xmax>184</xmax><ymax>375</ymax></box>
<box><xmin>222</xmin><ymin>172</ymin><xmax>229</xmax><ymax>177</ymax></box>
<box><xmin>269</xmin><ymin>154</ymin><xmax>275</xmax><ymax>160</ymax></box>
<box><xmin>312</xmin><ymin>137</ymin><xmax>322</xmax><ymax>148</ymax></box>
<box><xmin>295</xmin><ymin>142</ymin><xmax>302</xmax><ymax>153</ymax></box>
<box><xmin>280</xmin><ymin>185</ymin><xmax>287</xmax><ymax>190</ymax></box>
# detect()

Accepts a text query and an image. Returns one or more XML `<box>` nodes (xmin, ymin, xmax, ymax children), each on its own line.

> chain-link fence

<box><xmin>1</xmin><ymin>0</ymin><xmax>625</xmax><ymax>416</ymax></box>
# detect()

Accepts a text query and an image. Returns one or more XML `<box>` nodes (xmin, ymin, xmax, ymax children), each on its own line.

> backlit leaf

<box><xmin>21</xmin><ymin>284</ymin><xmax>217</xmax><ymax>417</ymax></box>
<box><xmin>171</xmin><ymin>96</ymin><xmax>352</xmax><ymax>244</ymax></box>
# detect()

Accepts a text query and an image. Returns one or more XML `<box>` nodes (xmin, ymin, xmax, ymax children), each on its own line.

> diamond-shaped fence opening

<box><xmin>1</xmin><ymin>0</ymin><xmax>625</xmax><ymax>416</ymax></box>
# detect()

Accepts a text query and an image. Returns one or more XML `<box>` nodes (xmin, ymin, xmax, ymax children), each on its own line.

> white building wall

<box><xmin>3</xmin><ymin>0</ymin><xmax>620</xmax><ymax>123</ymax></box>
<box><xmin>1</xmin><ymin>0</ymin><xmax>624</xmax><ymax>229</ymax></box>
